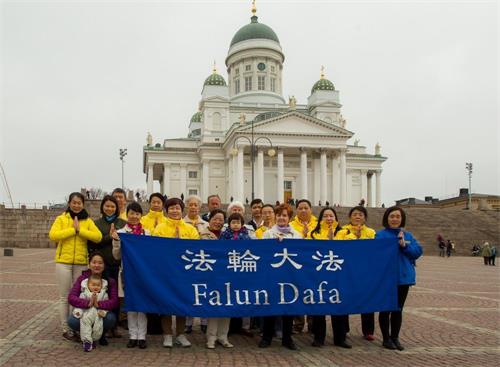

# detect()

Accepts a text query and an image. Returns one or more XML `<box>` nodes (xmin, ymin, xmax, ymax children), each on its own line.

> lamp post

<box><xmin>465</xmin><ymin>162</ymin><xmax>473</xmax><ymax>210</ymax></box>
<box><xmin>119</xmin><ymin>148</ymin><xmax>128</xmax><ymax>189</ymax></box>
<box><xmin>232</xmin><ymin>121</ymin><xmax>275</xmax><ymax>201</ymax></box>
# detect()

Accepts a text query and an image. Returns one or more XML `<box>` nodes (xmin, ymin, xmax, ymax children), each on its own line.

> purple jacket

<box><xmin>67</xmin><ymin>270</ymin><xmax>119</xmax><ymax>311</ymax></box>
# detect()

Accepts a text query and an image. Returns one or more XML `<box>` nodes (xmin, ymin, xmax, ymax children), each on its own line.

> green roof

<box><xmin>204</xmin><ymin>73</ymin><xmax>227</xmax><ymax>86</ymax></box>
<box><xmin>311</xmin><ymin>78</ymin><xmax>335</xmax><ymax>93</ymax></box>
<box><xmin>190</xmin><ymin>111</ymin><xmax>202</xmax><ymax>123</ymax></box>
<box><xmin>230</xmin><ymin>15</ymin><xmax>280</xmax><ymax>47</ymax></box>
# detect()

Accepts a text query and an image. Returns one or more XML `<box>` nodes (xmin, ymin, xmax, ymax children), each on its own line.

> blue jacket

<box><xmin>220</xmin><ymin>226</ymin><xmax>251</xmax><ymax>241</ymax></box>
<box><xmin>376</xmin><ymin>228</ymin><xmax>423</xmax><ymax>285</ymax></box>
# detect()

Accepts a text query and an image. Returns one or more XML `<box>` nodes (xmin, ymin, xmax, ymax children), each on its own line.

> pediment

<box><xmin>236</xmin><ymin>111</ymin><xmax>353</xmax><ymax>138</ymax></box>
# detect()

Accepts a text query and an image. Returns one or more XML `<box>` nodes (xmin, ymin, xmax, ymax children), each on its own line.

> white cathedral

<box><xmin>143</xmin><ymin>5</ymin><xmax>386</xmax><ymax>207</ymax></box>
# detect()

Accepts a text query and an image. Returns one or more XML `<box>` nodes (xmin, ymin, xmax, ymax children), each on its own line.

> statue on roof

<box><xmin>288</xmin><ymin>96</ymin><xmax>297</xmax><ymax>110</ymax></box>
<box><xmin>239</xmin><ymin>112</ymin><xmax>246</xmax><ymax>125</ymax></box>
<box><xmin>354</xmin><ymin>139</ymin><xmax>360</xmax><ymax>146</ymax></box>
<box><xmin>375</xmin><ymin>142</ymin><xmax>381</xmax><ymax>156</ymax></box>
<box><xmin>147</xmin><ymin>131</ymin><xmax>153</xmax><ymax>146</ymax></box>
<box><xmin>339</xmin><ymin>114</ymin><xmax>346</xmax><ymax>128</ymax></box>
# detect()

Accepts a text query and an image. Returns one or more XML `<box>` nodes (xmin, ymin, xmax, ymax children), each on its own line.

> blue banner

<box><xmin>120</xmin><ymin>234</ymin><xmax>399</xmax><ymax>317</ymax></box>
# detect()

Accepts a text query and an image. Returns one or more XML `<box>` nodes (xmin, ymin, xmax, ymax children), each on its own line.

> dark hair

<box><xmin>126</xmin><ymin>202</ymin><xmax>143</xmax><ymax>215</ymax></box>
<box><xmin>88</xmin><ymin>251</ymin><xmax>105</xmax><ymax>264</ymax></box>
<box><xmin>274</xmin><ymin>203</ymin><xmax>293</xmax><ymax>218</ymax></box>
<box><xmin>261</xmin><ymin>204</ymin><xmax>275</xmax><ymax>211</ymax></box>
<box><xmin>149</xmin><ymin>192</ymin><xmax>166</xmax><ymax>206</ymax></box>
<box><xmin>68</xmin><ymin>192</ymin><xmax>85</xmax><ymax>204</ymax></box>
<box><xmin>208</xmin><ymin>209</ymin><xmax>226</xmax><ymax>222</ymax></box>
<box><xmin>382</xmin><ymin>206</ymin><xmax>406</xmax><ymax>228</ymax></box>
<box><xmin>88</xmin><ymin>273</ymin><xmax>102</xmax><ymax>284</ymax></box>
<box><xmin>207</xmin><ymin>194</ymin><xmax>220</xmax><ymax>202</ymax></box>
<box><xmin>250</xmin><ymin>198</ymin><xmax>263</xmax><ymax>207</ymax></box>
<box><xmin>112</xmin><ymin>188</ymin><xmax>126</xmax><ymax>196</ymax></box>
<box><xmin>349</xmin><ymin>205</ymin><xmax>368</xmax><ymax>219</ymax></box>
<box><xmin>311</xmin><ymin>207</ymin><xmax>339</xmax><ymax>239</ymax></box>
<box><xmin>295</xmin><ymin>199</ymin><xmax>312</xmax><ymax>209</ymax></box>
<box><xmin>100</xmin><ymin>195</ymin><xmax>119</xmax><ymax>216</ymax></box>
<box><xmin>227</xmin><ymin>213</ymin><xmax>245</xmax><ymax>225</ymax></box>
<box><xmin>165</xmin><ymin>197</ymin><xmax>184</xmax><ymax>211</ymax></box>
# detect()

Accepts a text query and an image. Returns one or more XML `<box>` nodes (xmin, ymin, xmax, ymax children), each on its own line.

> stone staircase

<box><xmin>1</xmin><ymin>203</ymin><xmax>498</xmax><ymax>256</ymax></box>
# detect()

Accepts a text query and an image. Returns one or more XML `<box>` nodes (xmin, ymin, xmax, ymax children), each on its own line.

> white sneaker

<box><xmin>217</xmin><ymin>339</ymin><xmax>234</xmax><ymax>348</ymax></box>
<box><xmin>163</xmin><ymin>334</ymin><xmax>173</xmax><ymax>348</ymax></box>
<box><xmin>175</xmin><ymin>334</ymin><xmax>192</xmax><ymax>347</ymax></box>
<box><xmin>206</xmin><ymin>341</ymin><xmax>216</xmax><ymax>349</ymax></box>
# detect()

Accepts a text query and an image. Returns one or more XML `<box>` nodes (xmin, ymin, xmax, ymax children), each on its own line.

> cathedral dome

<box><xmin>230</xmin><ymin>15</ymin><xmax>280</xmax><ymax>47</ymax></box>
<box><xmin>204</xmin><ymin>72</ymin><xmax>227</xmax><ymax>86</ymax></box>
<box><xmin>190</xmin><ymin>111</ymin><xmax>202</xmax><ymax>123</ymax></box>
<box><xmin>311</xmin><ymin>78</ymin><xmax>335</xmax><ymax>93</ymax></box>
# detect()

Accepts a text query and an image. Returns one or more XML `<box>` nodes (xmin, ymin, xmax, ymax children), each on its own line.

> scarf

<box><xmin>67</xmin><ymin>208</ymin><xmax>89</xmax><ymax>220</ymax></box>
<box><xmin>276</xmin><ymin>225</ymin><xmax>293</xmax><ymax>234</ymax></box>
<box><xmin>128</xmin><ymin>222</ymin><xmax>144</xmax><ymax>235</ymax></box>
<box><xmin>209</xmin><ymin>229</ymin><xmax>221</xmax><ymax>238</ymax></box>
<box><xmin>104</xmin><ymin>214</ymin><xmax>117</xmax><ymax>223</ymax></box>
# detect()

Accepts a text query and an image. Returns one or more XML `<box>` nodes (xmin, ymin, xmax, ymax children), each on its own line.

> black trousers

<box><xmin>103</xmin><ymin>265</ymin><xmax>121</xmax><ymax>326</ymax></box>
<box><xmin>361</xmin><ymin>313</ymin><xmax>375</xmax><ymax>336</ymax></box>
<box><xmin>262</xmin><ymin>315</ymin><xmax>293</xmax><ymax>344</ymax></box>
<box><xmin>378</xmin><ymin>285</ymin><xmax>410</xmax><ymax>340</ymax></box>
<box><xmin>312</xmin><ymin>315</ymin><xmax>348</xmax><ymax>344</ymax></box>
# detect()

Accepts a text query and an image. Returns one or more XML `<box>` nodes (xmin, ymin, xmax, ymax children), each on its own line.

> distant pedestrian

<box><xmin>489</xmin><ymin>244</ymin><xmax>496</xmax><ymax>266</ymax></box>
<box><xmin>437</xmin><ymin>234</ymin><xmax>446</xmax><ymax>257</ymax></box>
<box><xmin>446</xmin><ymin>240</ymin><xmax>454</xmax><ymax>257</ymax></box>
<box><xmin>481</xmin><ymin>242</ymin><xmax>492</xmax><ymax>265</ymax></box>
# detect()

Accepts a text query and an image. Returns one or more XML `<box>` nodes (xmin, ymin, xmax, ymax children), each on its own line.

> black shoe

<box><xmin>201</xmin><ymin>325</ymin><xmax>207</xmax><ymax>334</ymax></box>
<box><xmin>392</xmin><ymin>338</ymin><xmax>404</xmax><ymax>351</ymax></box>
<box><xmin>311</xmin><ymin>339</ymin><xmax>324</xmax><ymax>347</ymax></box>
<box><xmin>185</xmin><ymin>325</ymin><xmax>193</xmax><ymax>334</ymax></box>
<box><xmin>282</xmin><ymin>341</ymin><xmax>299</xmax><ymax>350</ymax></box>
<box><xmin>138</xmin><ymin>339</ymin><xmax>147</xmax><ymax>349</ymax></box>
<box><xmin>382</xmin><ymin>339</ymin><xmax>396</xmax><ymax>350</ymax></box>
<box><xmin>258</xmin><ymin>339</ymin><xmax>271</xmax><ymax>348</ymax></box>
<box><xmin>334</xmin><ymin>341</ymin><xmax>352</xmax><ymax>349</ymax></box>
<box><xmin>240</xmin><ymin>329</ymin><xmax>254</xmax><ymax>337</ymax></box>
<box><xmin>126</xmin><ymin>339</ymin><xmax>137</xmax><ymax>348</ymax></box>
<box><xmin>99</xmin><ymin>336</ymin><xmax>109</xmax><ymax>346</ymax></box>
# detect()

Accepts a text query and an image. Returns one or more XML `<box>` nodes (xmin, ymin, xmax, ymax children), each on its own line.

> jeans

<box><xmin>68</xmin><ymin>312</ymin><xmax>117</xmax><ymax>335</ymax></box>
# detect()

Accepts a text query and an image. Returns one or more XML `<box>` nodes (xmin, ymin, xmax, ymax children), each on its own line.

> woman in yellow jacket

<box><xmin>141</xmin><ymin>192</ymin><xmax>167</xmax><ymax>233</ymax></box>
<box><xmin>335</xmin><ymin>205</ymin><xmax>377</xmax><ymax>343</ymax></box>
<box><xmin>309</xmin><ymin>207</ymin><xmax>353</xmax><ymax>348</ymax></box>
<box><xmin>48</xmin><ymin>192</ymin><xmax>102</xmax><ymax>340</ymax></box>
<box><xmin>152</xmin><ymin>197</ymin><xmax>199</xmax><ymax>348</ymax></box>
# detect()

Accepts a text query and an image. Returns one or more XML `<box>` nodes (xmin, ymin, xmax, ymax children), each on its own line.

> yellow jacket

<box><xmin>255</xmin><ymin>225</ymin><xmax>273</xmax><ymax>239</ymax></box>
<box><xmin>310</xmin><ymin>221</ymin><xmax>340</xmax><ymax>240</ymax></box>
<box><xmin>119</xmin><ymin>211</ymin><xmax>127</xmax><ymax>221</ymax></box>
<box><xmin>290</xmin><ymin>215</ymin><xmax>318</xmax><ymax>239</ymax></box>
<box><xmin>49</xmin><ymin>212</ymin><xmax>102</xmax><ymax>265</ymax></box>
<box><xmin>141</xmin><ymin>210</ymin><xmax>167</xmax><ymax>233</ymax></box>
<box><xmin>152</xmin><ymin>218</ymin><xmax>200</xmax><ymax>239</ymax></box>
<box><xmin>335</xmin><ymin>224</ymin><xmax>376</xmax><ymax>240</ymax></box>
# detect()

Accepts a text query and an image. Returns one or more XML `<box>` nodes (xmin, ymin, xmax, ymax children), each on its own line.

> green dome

<box><xmin>204</xmin><ymin>73</ymin><xmax>227</xmax><ymax>86</ymax></box>
<box><xmin>230</xmin><ymin>16</ymin><xmax>280</xmax><ymax>47</ymax></box>
<box><xmin>311</xmin><ymin>78</ymin><xmax>335</xmax><ymax>93</ymax></box>
<box><xmin>190</xmin><ymin>111</ymin><xmax>202</xmax><ymax>123</ymax></box>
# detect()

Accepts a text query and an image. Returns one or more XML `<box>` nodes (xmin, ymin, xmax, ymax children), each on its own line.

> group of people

<box><xmin>49</xmin><ymin>189</ymin><xmax>422</xmax><ymax>353</ymax></box>
<box><xmin>437</xmin><ymin>235</ymin><xmax>455</xmax><ymax>257</ymax></box>
<box><xmin>478</xmin><ymin>242</ymin><xmax>497</xmax><ymax>266</ymax></box>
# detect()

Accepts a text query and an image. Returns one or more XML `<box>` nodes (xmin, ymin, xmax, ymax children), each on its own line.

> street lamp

<box><xmin>232</xmin><ymin>121</ymin><xmax>275</xmax><ymax>201</ymax></box>
<box><xmin>119</xmin><ymin>148</ymin><xmax>128</xmax><ymax>189</ymax></box>
<box><xmin>465</xmin><ymin>162</ymin><xmax>473</xmax><ymax>210</ymax></box>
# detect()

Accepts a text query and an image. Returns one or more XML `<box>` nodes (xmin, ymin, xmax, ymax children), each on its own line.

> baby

<box><xmin>220</xmin><ymin>213</ymin><xmax>251</xmax><ymax>240</ymax></box>
<box><xmin>73</xmin><ymin>274</ymin><xmax>109</xmax><ymax>352</ymax></box>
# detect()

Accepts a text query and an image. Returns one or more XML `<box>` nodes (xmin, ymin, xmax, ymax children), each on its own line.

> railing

<box><xmin>1</xmin><ymin>202</ymin><xmax>63</xmax><ymax>209</ymax></box>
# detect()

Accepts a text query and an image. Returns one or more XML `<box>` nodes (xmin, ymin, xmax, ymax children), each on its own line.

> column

<box><xmin>237</xmin><ymin>147</ymin><xmax>244</xmax><ymax>202</ymax></box>
<box><xmin>375</xmin><ymin>170</ymin><xmax>382</xmax><ymax>207</ymax></box>
<box><xmin>232</xmin><ymin>152</ymin><xmax>238</xmax><ymax>201</ymax></box>
<box><xmin>339</xmin><ymin>149</ymin><xmax>347</xmax><ymax>205</ymax></box>
<box><xmin>163</xmin><ymin>163</ymin><xmax>170</xmax><ymax>196</ymax></box>
<box><xmin>277</xmin><ymin>149</ymin><xmax>284</xmax><ymax>203</ymax></box>
<box><xmin>360</xmin><ymin>170</ymin><xmax>368</xmax><ymax>204</ymax></box>
<box><xmin>313</xmin><ymin>156</ymin><xmax>320</xmax><ymax>206</ymax></box>
<box><xmin>367</xmin><ymin>172</ymin><xmax>373</xmax><ymax>207</ymax></box>
<box><xmin>202</xmin><ymin>160</ymin><xmax>209</xmax><ymax>201</ymax></box>
<box><xmin>147</xmin><ymin>163</ymin><xmax>154</xmax><ymax>196</ymax></box>
<box><xmin>331</xmin><ymin>152</ymin><xmax>340</xmax><ymax>205</ymax></box>
<box><xmin>180</xmin><ymin>164</ymin><xmax>187</xmax><ymax>198</ymax></box>
<box><xmin>257</xmin><ymin>149</ymin><xmax>264</xmax><ymax>199</ymax></box>
<box><xmin>320</xmin><ymin>149</ymin><xmax>327</xmax><ymax>205</ymax></box>
<box><xmin>300</xmin><ymin>149</ymin><xmax>308</xmax><ymax>200</ymax></box>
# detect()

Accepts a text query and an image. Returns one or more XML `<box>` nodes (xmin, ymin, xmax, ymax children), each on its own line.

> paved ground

<box><xmin>0</xmin><ymin>249</ymin><xmax>498</xmax><ymax>367</ymax></box>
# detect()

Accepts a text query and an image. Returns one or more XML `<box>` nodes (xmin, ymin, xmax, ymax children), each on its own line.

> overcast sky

<box><xmin>1</xmin><ymin>0</ymin><xmax>498</xmax><ymax>206</ymax></box>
